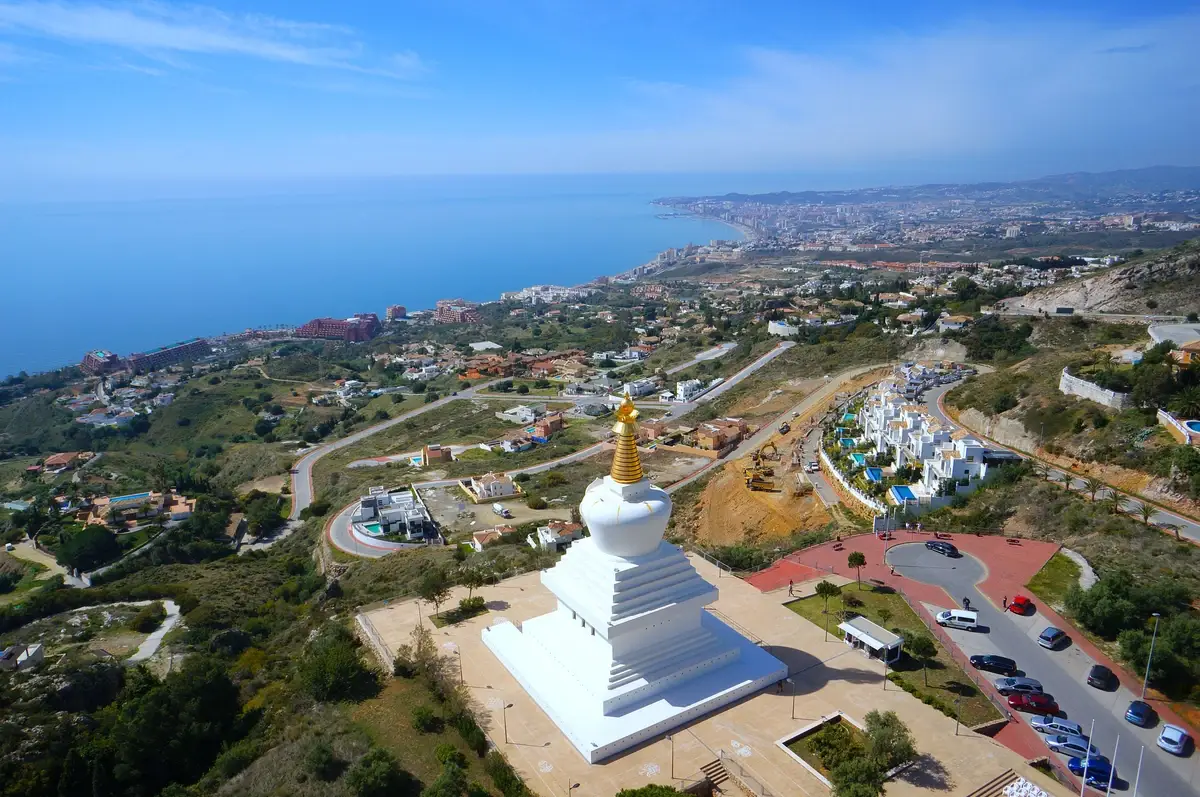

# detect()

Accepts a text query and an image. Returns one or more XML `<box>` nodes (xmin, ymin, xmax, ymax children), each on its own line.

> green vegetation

<box><xmin>786</xmin><ymin>586</ymin><xmax>1000</xmax><ymax>726</ymax></box>
<box><xmin>1025</xmin><ymin>552</ymin><xmax>1082</xmax><ymax>609</ymax></box>
<box><xmin>785</xmin><ymin>711</ymin><xmax>917</xmax><ymax>797</ymax></box>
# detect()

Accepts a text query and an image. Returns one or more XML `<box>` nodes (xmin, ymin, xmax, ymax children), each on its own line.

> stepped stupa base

<box><xmin>483</xmin><ymin>611</ymin><xmax>787</xmax><ymax>763</ymax></box>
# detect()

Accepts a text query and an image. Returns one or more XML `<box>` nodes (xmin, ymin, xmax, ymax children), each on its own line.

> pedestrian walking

<box><xmin>788</xmin><ymin>579</ymin><xmax>794</xmax><ymax>597</ymax></box>
<box><xmin>1002</xmin><ymin>595</ymin><xmax>1008</xmax><ymax>610</ymax></box>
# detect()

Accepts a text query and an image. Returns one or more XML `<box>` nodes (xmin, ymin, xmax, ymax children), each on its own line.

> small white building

<box><xmin>467</xmin><ymin>472</ymin><xmax>518</xmax><ymax>501</ymax></box>
<box><xmin>768</xmin><ymin>319</ymin><xmax>800</xmax><ymax>338</ymax></box>
<box><xmin>622</xmin><ymin>379</ymin><xmax>658</xmax><ymax>398</ymax></box>
<box><xmin>0</xmin><ymin>643</ymin><xmax>44</xmax><ymax>672</ymax></box>
<box><xmin>526</xmin><ymin>520</ymin><xmax>585</xmax><ymax>551</ymax></box>
<box><xmin>354</xmin><ymin>487</ymin><xmax>437</xmax><ymax>541</ymax></box>
<box><xmin>838</xmin><ymin>616</ymin><xmax>902</xmax><ymax>664</ymax></box>
<box><xmin>497</xmin><ymin>404</ymin><xmax>545</xmax><ymax>424</ymax></box>
<box><xmin>675</xmin><ymin>379</ymin><xmax>704</xmax><ymax>402</ymax></box>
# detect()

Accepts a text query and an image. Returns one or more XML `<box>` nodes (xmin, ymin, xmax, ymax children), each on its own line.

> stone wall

<box><xmin>957</xmin><ymin>408</ymin><xmax>1041</xmax><ymax>453</ymax></box>
<box><xmin>1058</xmin><ymin>367</ymin><xmax>1130</xmax><ymax>410</ymax></box>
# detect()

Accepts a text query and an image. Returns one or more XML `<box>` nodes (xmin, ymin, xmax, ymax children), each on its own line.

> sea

<box><xmin>0</xmin><ymin>173</ymin><xmax>781</xmax><ymax>378</ymax></box>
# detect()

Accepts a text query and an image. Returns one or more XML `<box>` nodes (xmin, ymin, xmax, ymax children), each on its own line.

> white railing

<box><xmin>1158</xmin><ymin>408</ymin><xmax>1197</xmax><ymax>444</ymax></box>
<box><xmin>1058</xmin><ymin>368</ymin><xmax>1130</xmax><ymax>410</ymax></box>
<box><xmin>819</xmin><ymin>447</ymin><xmax>886</xmax><ymax>514</ymax></box>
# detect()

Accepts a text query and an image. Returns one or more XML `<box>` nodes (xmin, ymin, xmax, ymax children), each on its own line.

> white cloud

<box><xmin>0</xmin><ymin>1</ymin><xmax>424</xmax><ymax>77</ymax></box>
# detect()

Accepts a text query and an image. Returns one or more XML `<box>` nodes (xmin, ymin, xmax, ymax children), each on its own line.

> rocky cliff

<box><xmin>998</xmin><ymin>239</ymin><xmax>1200</xmax><ymax>316</ymax></box>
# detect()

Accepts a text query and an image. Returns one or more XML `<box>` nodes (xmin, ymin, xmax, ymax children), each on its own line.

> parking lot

<box><xmin>887</xmin><ymin>542</ymin><xmax>1200</xmax><ymax>795</ymax></box>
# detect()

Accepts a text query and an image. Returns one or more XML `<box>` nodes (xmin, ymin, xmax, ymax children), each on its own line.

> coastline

<box><xmin>649</xmin><ymin>201</ymin><xmax>759</xmax><ymax>242</ymax></box>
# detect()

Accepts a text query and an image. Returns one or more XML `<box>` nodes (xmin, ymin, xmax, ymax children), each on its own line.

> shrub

<box><xmin>526</xmin><ymin>496</ymin><xmax>547</xmax><ymax>510</ymax></box>
<box><xmin>411</xmin><ymin>705</ymin><xmax>442</xmax><ymax>733</ymax></box>
<box><xmin>435</xmin><ymin>743</ymin><xmax>468</xmax><ymax>770</ymax></box>
<box><xmin>454</xmin><ymin>714</ymin><xmax>489</xmax><ymax>757</ymax></box>
<box><xmin>305</xmin><ymin>740</ymin><xmax>343</xmax><ymax>781</ymax></box>
<box><xmin>458</xmin><ymin>596</ymin><xmax>485</xmax><ymax>614</ymax></box>
<box><xmin>299</xmin><ymin>623</ymin><xmax>378</xmax><ymax>702</ymax></box>
<box><xmin>129</xmin><ymin>601</ymin><xmax>167</xmax><ymax>633</ymax></box>
<box><xmin>484</xmin><ymin>750</ymin><xmax>529</xmax><ymax>797</ymax></box>
<box><xmin>346</xmin><ymin>748</ymin><xmax>418</xmax><ymax>797</ymax></box>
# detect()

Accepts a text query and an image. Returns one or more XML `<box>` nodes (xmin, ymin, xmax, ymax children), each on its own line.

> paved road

<box><xmin>886</xmin><ymin>543</ymin><xmax>1199</xmax><ymax>796</ymax></box>
<box><xmin>664</xmin><ymin>342</ymin><xmax>737</xmax><ymax>375</ymax></box>
<box><xmin>923</xmin><ymin>382</ymin><xmax>1200</xmax><ymax>545</ymax></box>
<box><xmin>1149</xmin><ymin>323</ymin><xmax>1200</xmax><ymax>346</ymax></box>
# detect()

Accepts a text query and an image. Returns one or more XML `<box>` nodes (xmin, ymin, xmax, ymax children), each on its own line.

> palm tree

<box><xmin>847</xmin><ymin>551</ymin><xmax>867</xmax><ymax>590</ymax></box>
<box><xmin>1083</xmin><ymin>477</ymin><xmax>1105</xmax><ymax>501</ymax></box>
<box><xmin>1169</xmin><ymin>387</ymin><xmax>1200</xmax><ymax>419</ymax></box>
<box><xmin>1136</xmin><ymin>501</ymin><xmax>1157</xmax><ymax>527</ymax></box>
<box><xmin>1030</xmin><ymin>462</ymin><xmax>1051</xmax><ymax>481</ymax></box>
<box><xmin>1160</xmin><ymin>523</ymin><xmax>1182</xmax><ymax>541</ymax></box>
<box><xmin>1106</xmin><ymin>492</ymin><xmax>1129</xmax><ymax>516</ymax></box>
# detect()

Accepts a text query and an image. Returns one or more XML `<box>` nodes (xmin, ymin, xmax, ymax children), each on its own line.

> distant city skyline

<box><xmin>2</xmin><ymin>1</ymin><xmax>1199</xmax><ymax>199</ymax></box>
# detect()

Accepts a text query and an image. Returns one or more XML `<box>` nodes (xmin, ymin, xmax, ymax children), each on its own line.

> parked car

<box><xmin>936</xmin><ymin>609</ymin><xmax>978</xmax><ymax>631</ymax></box>
<box><xmin>1031</xmin><ymin>716</ymin><xmax>1084</xmax><ymax>737</ymax></box>
<box><xmin>806</xmin><ymin>461</ymin><xmax>819</xmax><ymax>473</ymax></box>
<box><xmin>1045</xmin><ymin>734</ymin><xmax>1100</xmax><ymax>759</ymax></box>
<box><xmin>1158</xmin><ymin>724</ymin><xmax>1192</xmax><ymax>756</ymax></box>
<box><xmin>1008</xmin><ymin>693</ymin><xmax>1059</xmax><ymax>715</ymax></box>
<box><xmin>969</xmin><ymin>654</ymin><xmax>1017</xmax><ymax>676</ymax></box>
<box><xmin>1087</xmin><ymin>664</ymin><xmax>1115</xmax><ymax>689</ymax></box>
<box><xmin>1125</xmin><ymin>700</ymin><xmax>1155</xmax><ymax>726</ymax></box>
<box><xmin>925</xmin><ymin>540</ymin><xmax>960</xmax><ymax>557</ymax></box>
<box><xmin>995</xmin><ymin>677</ymin><xmax>1043</xmax><ymax>696</ymax></box>
<box><xmin>1038</xmin><ymin>627</ymin><xmax>1068</xmax><ymax>650</ymax></box>
<box><xmin>1067</xmin><ymin>756</ymin><xmax>1114</xmax><ymax>787</ymax></box>
<box><xmin>1007</xmin><ymin>595</ymin><xmax>1033</xmax><ymax>615</ymax></box>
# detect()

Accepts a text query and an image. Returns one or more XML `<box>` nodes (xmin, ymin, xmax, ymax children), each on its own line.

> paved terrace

<box><xmin>360</xmin><ymin>554</ymin><xmax>1067</xmax><ymax>797</ymax></box>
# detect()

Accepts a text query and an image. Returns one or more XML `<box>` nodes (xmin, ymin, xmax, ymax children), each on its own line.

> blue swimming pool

<box><xmin>110</xmin><ymin>491</ymin><xmax>151</xmax><ymax>503</ymax></box>
<box><xmin>840</xmin><ymin>438</ymin><xmax>855</xmax><ymax>448</ymax></box>
<box><xmin>362</xmin><ymin>522</ymin><xmax>382</xmax><ymax>536</ymax></box>
<box><xmin>850</xmin><ymin>453</ymin><xmax>867</xmax><ymax>466</ymax></box>
<box><xmin>890</xmin><ymin>485</ymin><xmax>916</xmax><ymax>503</ymax></box>
<box><xmin>1187</xmin><ymin>420</ymin><xmax>1200</xmax><ymax>433</ymax></box>
<box><xmin>865</xmin><ymin>467</ymin><xmax>883</xmax><ymax>482</ymax></box>
<box><xmin>842</xmin><ymin>412</ymin><xmax>857</xmax><ymax>422</ymax></box>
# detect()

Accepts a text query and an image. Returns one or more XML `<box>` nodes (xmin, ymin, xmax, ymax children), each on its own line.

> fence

<box><xmin>819</xmin><ymin>447</ymin><xmax>887</xmax><ymax>514</ymax></box>
<box><xmin>1158</xmin><ymin>408</ymin><xmax>1198</xmax><ymax>445</ymax></box>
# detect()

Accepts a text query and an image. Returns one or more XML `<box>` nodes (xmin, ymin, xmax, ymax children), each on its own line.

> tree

<box><xmin>1083</xmin><ymin>477</ymin><xmax>1105</xmax><ymax>501</ymax></box>
<box><xmin>863</xmin><ymin>709</ymin><xmax>917</xmax><ymax>770</ymax></box>
<box><xmin>1105</xmin><ymin>492</ymin><xmax>1129</xmax><ymax>516</ymax></box>
<box><xmin>59</xmin><ymin>525</ymin><xmax>120</xmax><ymax>571</ymax></box>
<box><xmin>516</xmin><ymin>383</ymin><xmax>530</xmax><ymax>395</ymax></box>
<box><xmin>299</xmin><ymin>623</ymin><xmax>378</xmax><ymax>701</ymax></box>
<box><xmin>616</xmin><ymin>787</ymin><xmax>689</xmax><ymax>797</ymax></box>
<box><xmin>418</xmin><ymin>567</ymin><xmax>453</xmax><ymax>619</ymax></box>
<box><xmin>847</xmin><ymin>551</ymin><xmax>867</xmax><ymax>589</ymax></box>
<box><xmin>830</xmin><ymin>756</ymin><xmax>885</xmax><ymax>797</ymax></box>
<box><xmin>876</xmin><ymin>608</ymin><xmax>892</xmax><ymax>628</ymax></box>
<box><xmin>903</xmin><ymin>632</ymin><xmax>938</xmax><ymax>686</ymax></box>
<box><xmin>460</xmin><ymin>567</ymin><xmax>487</xmax><ymax>600</ymax></box>
<box><xmin>1136</xmin><ymin>501</ymin><xmax>1157</xmax><ymax>527</ymax></box>
<box><xmin>815</xmin><ymin>580</ymin><xmax>842</xmax><ymax>613</ymax></box>
<box><xmin>346</xmin><ymin>748</ymin><xmax>419</xmax><ymax>797</ymax></box>
<box><xmin>1170</xmin><ymin>387</ymin><xmax>1200</xmax><ymax>418</ymax></box>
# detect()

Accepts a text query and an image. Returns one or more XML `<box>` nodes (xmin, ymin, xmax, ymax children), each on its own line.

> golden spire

<box><xmin>610</xmin><ymin>393</ymin><xmax>644</xmax><ymax>484</ymax></box>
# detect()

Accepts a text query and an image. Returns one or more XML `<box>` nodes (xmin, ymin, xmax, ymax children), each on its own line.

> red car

<box><xmin>1009</xmin><ymin>693</ymin><xmax>1058</xmax><ymax>715</ymax></box>
<box><xmin>1008</xmin><ymin>595</ymin><xmax>1034</xmax><ymax>615</ymax></box>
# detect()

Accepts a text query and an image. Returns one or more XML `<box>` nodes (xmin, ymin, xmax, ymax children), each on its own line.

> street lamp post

<box><xmin>667</xmin><ymin>733</ymin><xmax>675</xmax><ymax>781</ymax></box>
<box><xmin>953</xmin><ymin>698</ymin><xmax>962</xmax><ymax>736</ymax></box>
<box><xmin>503</xmin><ymin>703</ymin><xmax>514</xmax><ymax>744</ymax></box>
<box><xmin>1079</xmin><ymin>719</ymin><xmax>1095</xmax><ymax>797</ymax></box>
<box><xmin>568</xmin><ymin>782</ymin><xmax>581</xmax><ymax>797</ymax></box>
<box><xmin>1141</xmin><ymin>612</ymin><xmax>1162</xmax><ymax>699</ymax></box>
<box><xmin>454</xmin><ymin>649</ymin><xmax>463</xmax><ymax>684</ymax></box>
<box><xmin>1105</xmin><ymin>735</ymin><xmax>1120</xmax><ymax>796</ymax></box>
<box><xmin>1132</xmin><ymin>745</ymin><xmax>1145</xmax><ymax>797</ymax></box>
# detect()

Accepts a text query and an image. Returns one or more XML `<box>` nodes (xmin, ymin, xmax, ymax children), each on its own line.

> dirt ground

<box><xmin>690</xmin><ymin>454</ymin><xmax>832</xmax><ymax>545</ymax></box>
<box><xmin>418</xmin><ymin>485</ymin><xmax>573</xmax><ymax>536</ymax></box>
<box><xmin>236</xmin><ymin>474</ymin><xmax>288</xmax><ymax>494</ymax></box>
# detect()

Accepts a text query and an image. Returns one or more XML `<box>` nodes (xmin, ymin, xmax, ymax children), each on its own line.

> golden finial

<box><xmin>610</xmin><ymin>392</ymin><xmax>644</xmax><ymax>484</ymax></box>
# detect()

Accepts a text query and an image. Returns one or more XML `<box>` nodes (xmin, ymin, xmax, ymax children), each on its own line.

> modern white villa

<box><xmin>352</xmin><ymin>486</ymin><xmax>439</xmax><ymax>543</ymax></box>
<box><xmin>483</xmin><ymin>396</ymin><xmax>787</xmax><ymax>763</ymax></box>
<box><xmin>856</xmin><ymin>380</ymin><xmax>993</xmax><ymax>507</ymax></box>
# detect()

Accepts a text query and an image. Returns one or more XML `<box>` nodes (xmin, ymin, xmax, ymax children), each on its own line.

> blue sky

<box><xmin>1</xmin><ymin>0</ymin><xmax>1199</xmax><ymax>194</ymax></box>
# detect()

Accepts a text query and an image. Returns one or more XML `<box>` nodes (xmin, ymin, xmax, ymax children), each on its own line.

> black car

<box><xmin>970</xmin><ymin>654</ymin><xmax>1017</xmax><ymax>676</ymax></box>
<box><xmin>925</xmin><ymin>540</ymin><xmax>960</xmax><ymax>557</ymax></box>
<box><xmin>1087</xmin><ymin>664</ymin><xmax>1115</xmax><ymax>689</ymax></box>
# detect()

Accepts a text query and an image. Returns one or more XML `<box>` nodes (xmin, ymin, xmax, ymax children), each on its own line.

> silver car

<box><xmin>1031</xmin><ymin>716</ymin><xmax>1083</xmax><ymax>737</ymax></box>
<box><xmin>1045</xmin><ymin>734</ymin><xmax>1099</xmax><ymax>758</ymax></box>
<box><xmin>995</xmin><ymin>677</ymin><xmax>1043</xmax><ymax>696</ymax></box>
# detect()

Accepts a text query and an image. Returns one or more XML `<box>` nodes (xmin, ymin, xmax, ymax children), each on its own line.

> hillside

<box><xmin>997</xmin><ymin>238</ymin><xmax>1200</xmax><ymax>316</ymax></box>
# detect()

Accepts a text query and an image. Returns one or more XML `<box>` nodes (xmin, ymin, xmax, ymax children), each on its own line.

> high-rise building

<box><xmin>433</xmin><ymin>304</ymin><xmax>482</xmax><ymax>324</ymax></box>
<box><xmin>127</xmin><ymin>338</ymin><xmax>210</xmax><ymax>372</ymax></box>
<box><xmin>80</xmin><ymin>350</ymin><xmax>123</xmax><ymax>376</ymax></box>
<box><xmin>386</xmin><ymin>305</ymin><xmax>407</xmax><ymax>322</ymax></box>
<box><xmin>295</xmin><ymin>314</ymin><xmax>380</xmax><ymax>342</ymax></box>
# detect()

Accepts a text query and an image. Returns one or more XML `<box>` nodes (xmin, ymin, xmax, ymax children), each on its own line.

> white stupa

<box><xmin>483</xmin><ymin>396</ymin><xmax>788</xmax><ymax>763</ymax></box>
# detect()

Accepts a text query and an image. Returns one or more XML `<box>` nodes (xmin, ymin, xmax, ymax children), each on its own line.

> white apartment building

<box><xmin>622</xmin><ymin>378</ymin><xmax>658</xmax><ymax>398</ymax></box>
<box><xmin>920</xmin><ymin>436</ymin><xmax>989</xmax><ymax>496</ymax></box>
<box><xmin>675</xmin><ymin>379</ymin><xmax>704</xmax><ymax>402</ymax></box>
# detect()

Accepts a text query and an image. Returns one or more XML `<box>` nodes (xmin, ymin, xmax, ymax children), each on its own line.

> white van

<box><xmin>936</xmin><ymin>609</ymin><xmax>979</xmax><ymax>631</ymax></box>
<box><xmin>1031</xmin><ymin>716</ymin><xmax>1083</xmax><ymax>737</ymax></box>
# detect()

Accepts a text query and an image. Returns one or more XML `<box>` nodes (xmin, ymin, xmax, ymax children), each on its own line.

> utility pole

<box><xmin>1141</xmin><ymin>612</ymin><xmax>1162</xmax><ymax>699</ymax></box>
<box><xmin>503</xmin><ymin>703</ymin><xmax>513</xmax><ymax>744</ymax></box>
<box><xmin>1132</xmin><ymin>745</ymin><xmax>1145</xmax><ymax>797</ymax></box>
<box><xmin>1079</xmin><ymin>718</ymin><xmax>1095</xmax><ymax>797</ymax></box>
<box><xmin>1105</xmin><ymin>735</ymin><xmax>1119</xmax><ymax>796</ymax></box>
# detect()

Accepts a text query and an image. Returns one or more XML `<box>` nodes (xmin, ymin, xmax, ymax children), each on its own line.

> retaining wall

<box><xmin>1058</xmin><ymin>368</ymin><xmax>1130</xmax><ymax>410</ymax></box>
